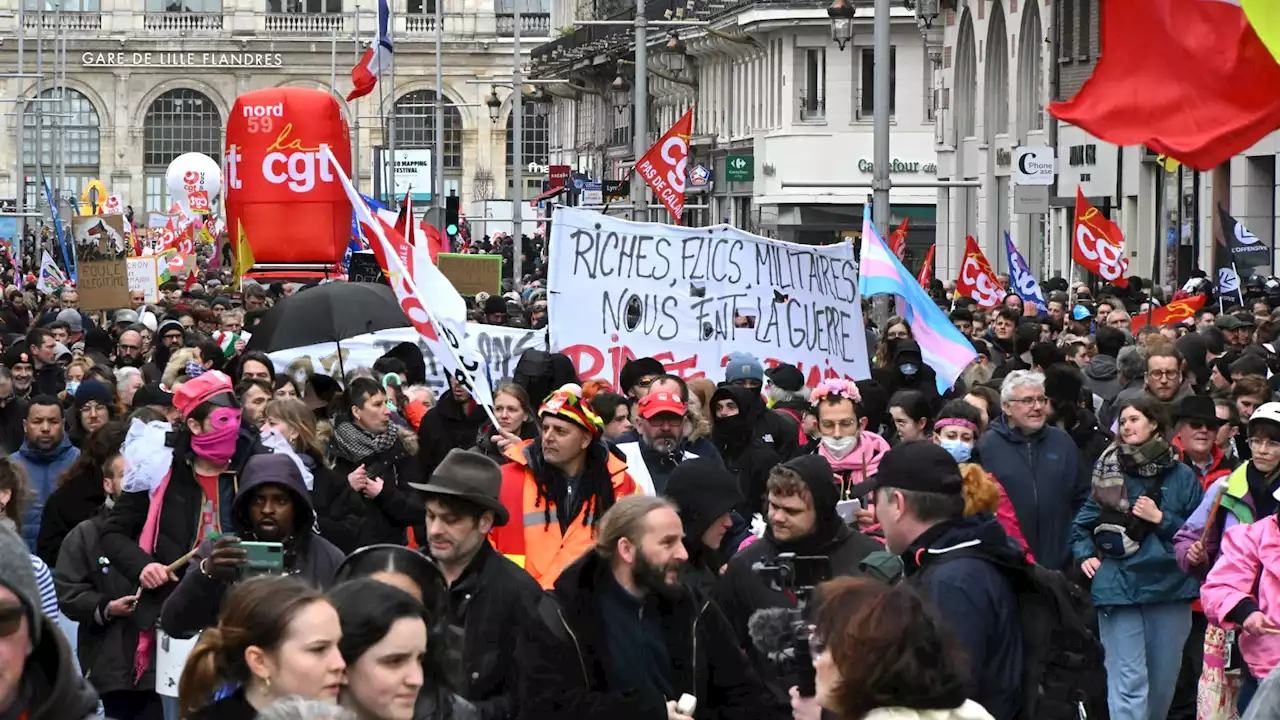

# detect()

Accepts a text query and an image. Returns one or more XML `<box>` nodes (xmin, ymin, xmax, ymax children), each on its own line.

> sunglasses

<box><xmin>0</xmin><ymin>604</ymin><xmax>24</xmax><ymax>638</ymax></box>
<box><xmin>1184</xmin><ymin>420</ymin><xmax>1222</xmax><ymax>432</ymax></box>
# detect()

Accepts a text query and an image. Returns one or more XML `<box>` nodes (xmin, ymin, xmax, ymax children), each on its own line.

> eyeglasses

<box><xmin>819</xmin><ymin>419</ymin><xmax>859</xmax><ymax>432</ymax></box>
<box><xmin>886</xmin><ymin>331</ymin><xmax>909</xmax><ymax>341</ymax></box>
<box><xmin>636</xmin><ymin>376</ymin><xmax>657</xmax><ymax>389</ymax></box>
<box><xmin>1249</xmin><ymin>437</ymin><xmax>1280</xmax><ymax>453</ymax></box>
<box><xmin>1008</xmin><ymin>396</ymin><xmax>1049</xmax><ymax>408</ymax></box>
<box><xmin>1148</xmin><ymin>370</ymin><xmax>1181</xmax><ymax>380</ymax></box>
<box><xmin>0</xmin><ymin>604</ymin><xmax>24</xmax><ymax>638</ymax></box>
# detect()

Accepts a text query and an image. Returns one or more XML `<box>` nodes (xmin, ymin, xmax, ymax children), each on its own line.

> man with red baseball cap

<box><xmin>616</xmin><ymin>390</ymin><xmax>709</xmax><ymax>496</ymax></box>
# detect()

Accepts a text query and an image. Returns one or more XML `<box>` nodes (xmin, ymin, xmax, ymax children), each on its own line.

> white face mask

<box><xmin>821</xmin><ymin>435</ymin><xmax>857</xmax><ymax>459</ymax></box>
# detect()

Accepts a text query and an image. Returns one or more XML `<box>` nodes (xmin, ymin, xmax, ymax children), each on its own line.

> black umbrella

<box><xmin>245</xmin><ymin>282</ymin><xmax>410</xmax><ymax>354</ymax></box>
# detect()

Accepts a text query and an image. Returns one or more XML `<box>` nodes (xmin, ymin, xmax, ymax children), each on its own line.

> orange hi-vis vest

<box><xmin>492</xmin><ymin>439</ymin><xmax>641</xmax><ymax>589</ymax></box>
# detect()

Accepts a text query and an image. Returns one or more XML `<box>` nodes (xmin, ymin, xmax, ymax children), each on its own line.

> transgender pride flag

<box><xmin>858</xmin><ymin>206</ymin><xmax>976</xmax><ymax>394</ymax></box>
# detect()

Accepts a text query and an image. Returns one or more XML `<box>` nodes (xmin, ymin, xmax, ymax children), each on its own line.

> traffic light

<box><xmin>445</xmin><ymin>194</ymin><xmax>460</xmax><ymax>242</ymax></box>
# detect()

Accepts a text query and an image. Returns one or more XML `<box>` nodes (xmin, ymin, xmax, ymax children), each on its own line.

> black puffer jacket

<box><xmin>515</xmin><ymin>550</ymin><xmax>781</xmax><ymax>720</ymax></box>
<box><xmin>53</xmin><ymin>506</ymin><xmax>153</xmax><ymax>697</ymax></box>
<box><xmin>160</xmin><ymin>453</ymin><xmax>345</xmax><ymax>638</ymax></box>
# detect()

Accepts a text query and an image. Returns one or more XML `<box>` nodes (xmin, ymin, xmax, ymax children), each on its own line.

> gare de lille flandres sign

<box><xmin>82</xmin><ymin>51</ymin><xmax>285</xmax><ymax>68</ymax></box>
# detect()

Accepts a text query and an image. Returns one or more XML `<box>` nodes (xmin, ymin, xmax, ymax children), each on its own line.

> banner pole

<box><xmin>1233</xmin><ymin>262</ymin><xmax>1245</xmax><ymax>307</ymax></box>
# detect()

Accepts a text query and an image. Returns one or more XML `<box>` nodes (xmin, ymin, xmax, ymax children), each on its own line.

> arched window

<box><xmin>391</xmin><ymin>90</ymin><xmax>464</xmax><ymax>199</ymax></box>
<box><xmin>22</xmin><ymin>87</ymin><xmax>101</xmax><ymax>209</ymax></box>
<box><xmin>506</xmin><ymin>102</ymin><xmax>550</xmax><ymax>200</ymax></box>
<box><xmin>143</xmin><ymin>88</ymin><xmax>222</xmax><ymax>211</ymax></box>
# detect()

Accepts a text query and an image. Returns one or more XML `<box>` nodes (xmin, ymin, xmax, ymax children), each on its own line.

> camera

<box><xmin>748</xmin><ymin>553</ymin><xmax>834</xmax><ymax>697</ymax></box>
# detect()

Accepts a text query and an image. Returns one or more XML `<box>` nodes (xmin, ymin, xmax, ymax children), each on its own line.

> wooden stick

<box><xmin>1198</xmin><ymin>489</ymin><xmax>1227</xmax><ymax>546</ymax></box>
<box><xmin>1259</xmin><ymin>627</ymin><xmax>1280</xmax><ymax>635</ymax></box>
<box><xmin>166</xmin><ymin>548</ymin><xmax>198</xmax><ymax>574</ymax></box>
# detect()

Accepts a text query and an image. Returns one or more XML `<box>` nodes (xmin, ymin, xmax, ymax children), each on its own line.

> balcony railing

<box><xmin>405</xmin><ymin>14</ymin><xmax>436</xmax><ymax>33</ymax></box>
<box><xmin>264</xmin><ymin>12</ymin><xmax>345</xmax><ymax>34</ymax></box>
<box><xmin>143</xmin><ymin>12</ymin><xmax>224</xmax><ymax>32</ymax></box>
<box><xmin>496</xmin><ymin>12</ymin><xmax>550</xmax><ymax>37</ymax></box>
<box><xmin>24</xmin><ymin>11</ymin><xmax>102</xmax><ymax>32</ymax></box>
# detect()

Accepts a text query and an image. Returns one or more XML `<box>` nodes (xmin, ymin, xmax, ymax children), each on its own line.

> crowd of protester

<box><xmin>5</xmin><ymin>248</ymin><xmax>1280</xmax><ymax>720</ymax></box>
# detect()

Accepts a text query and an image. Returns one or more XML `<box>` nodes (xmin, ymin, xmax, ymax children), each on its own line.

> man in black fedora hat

<box><xmin>407</xmin><ymin>448</ymin><xmax>542</xmax><ymax>720</ymax></box>
<box><xmin>1172</xmin><ymin>395</ymin><xmax>1237</xmax><ymax>490</ymax></box>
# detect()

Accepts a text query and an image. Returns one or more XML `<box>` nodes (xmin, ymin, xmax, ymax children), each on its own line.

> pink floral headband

<box><xmin>810</xmin><ymin>379</ymin><xmax>860</xmax><ymax>407</ymax></box>
<box><xmin>934</xmin><ymin>418</ymin><xmax>978</xmax><ymax>433</ymax></box>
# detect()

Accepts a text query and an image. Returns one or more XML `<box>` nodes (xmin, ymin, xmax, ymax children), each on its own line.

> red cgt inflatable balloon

<box><xmin>225</xmin><ymin>87</ymin><xmax>353</xmax><ymax>266</ymax></box>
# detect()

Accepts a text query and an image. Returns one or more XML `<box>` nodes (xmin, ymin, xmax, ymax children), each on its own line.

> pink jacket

<box><xmin>1201</xmin><ymin>515</ymin><xmax>1280</xmax><ymax>678</ymax></box>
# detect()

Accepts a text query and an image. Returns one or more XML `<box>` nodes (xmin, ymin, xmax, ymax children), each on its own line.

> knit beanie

<box><xmin>0</xmin><ymin>524</ymin><xmax>41</xmax><ymax>645</ymax></box>
<box><xmin>74</xmin><ymin>379</ymin><xmax>115</xmax><ymax>411</ymax></box>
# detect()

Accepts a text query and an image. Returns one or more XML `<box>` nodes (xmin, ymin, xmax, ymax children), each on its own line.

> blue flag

<box><xmin>1004</xmin><ymin>231</ymin><xmax>1045</xmax><ymax>307</ymax></box>
<box><xmin>42</xmin><ymin>179</ymin><xmax>75</xmax><ymax>283</ymax></box>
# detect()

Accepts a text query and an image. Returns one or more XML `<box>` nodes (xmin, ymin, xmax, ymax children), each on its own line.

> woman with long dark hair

<box><xmin>179</xmin><ymin>575</ymin><xmax>346</xmax><ymax>719</ymax></box>
<box><xmin>35</xmin><ymin>420</ymin><xmax>128</xmax><ymax>565</ymax></box>
<box><xmin>330</xmin><ymin>579</ymin><xmax>474</xmax><ymax>720</ymax></box>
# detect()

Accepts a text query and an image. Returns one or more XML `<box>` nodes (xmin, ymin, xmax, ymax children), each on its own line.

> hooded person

<box><xmin>1176</xmin><ymin>332</ymin><xmax>1211</xmax><ymax>393</ymax></box>
<box><xmin>872</xmin><ymin>339</ymin><xmax>940</xmax><ymax>411</ymax></box>
<box><xmin>159</xmin><ymin>453</ymin><xmax>345</xmax><ymax>639</ymax></box>
<box><xmin>709</xmin><ymin>384</ymin><xmax>784</xmax><ymax>519</ymax></box>
<box><xmin>0</xmin><ymin>524</ymin><xmax>101</xmax><ymax>720</ymax></box>
<box><xmin>141</xmin><ymin>318</ymin><xmax>184</xmax><ymax>386</ymax></box>
<box><xmin>665</xmin><ymin>458</ymin><xmax>744</xmax><ymax>594</ymax></box>
<box><xmin>716</xmin><ymin>454</ymin><xmax>886</xmax><ymax>701</ymax></box>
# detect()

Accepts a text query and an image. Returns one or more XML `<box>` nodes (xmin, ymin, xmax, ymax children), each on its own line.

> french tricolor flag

<box><xmin>348</xmin><ymin>0</ymin><xmax>392</xmax><ymax>102</ymax></box>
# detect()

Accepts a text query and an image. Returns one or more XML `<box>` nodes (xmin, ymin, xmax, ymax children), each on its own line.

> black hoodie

<box><xmin>3</xmin><ymin>614</ymin><xmax>100</xmax><ymax>720</ymax></box>
<box><xmin>666</xmin><ymin>458</ymin><xmax>744</xmax><ymax>594</ymax></box>
<box><xmin>159</xmin><ymin>453</ymin><xmax>345</xmax><ymax>639</ymax></box>
<box><xmin>710</xmin><ymin>385</ymin><xmax>784</xmax><ymax>518</ymax></box>
<box><xmin>714</xmin><ymin>454</ymin><xmax>882</xmax><ymax>701</ymax></box>
<box><xmin>872</xmin><ymin>339</ymin><xmax>941</xmax><ymax>410</ymax></box>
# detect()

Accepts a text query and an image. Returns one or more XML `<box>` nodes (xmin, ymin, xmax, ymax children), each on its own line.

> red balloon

<box><xmin>225</xmin><ymin>87</ymin><xmax>353</xmax><ymax>266</ymax></box>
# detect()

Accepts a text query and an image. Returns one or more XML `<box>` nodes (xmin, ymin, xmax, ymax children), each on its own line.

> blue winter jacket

<box><xmin>1070</xmin><ymin>461</ymin><xmax>1203</xmax><ymax>607</ymax></box>
<box><xmin>976</xmin><ymin>415</ymin><xmax>1088</xmax><ymax>571</ymax></box>
<box><xmin>13</xmin><ymin>435</ymin><xmax>81</xmax><ymax>552</ymax></box>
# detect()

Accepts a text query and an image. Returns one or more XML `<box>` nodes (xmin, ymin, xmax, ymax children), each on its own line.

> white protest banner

<box><xmin>268</xmin><ymin>324</ymin><xmax>548</xmax><ymax>397</ymax></box>
<box><xmin>127</xmin><ymin>257</ymin><xmax>160</xmax><ymax>303</ymax></box>
<box><xmin>548</xmin><ymin>207</ymin><xmax>870</xmax><ymax>388</ymax></box>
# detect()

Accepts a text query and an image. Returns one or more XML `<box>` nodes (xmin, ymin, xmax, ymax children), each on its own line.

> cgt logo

<box><xmin>661</xmin><ymin>135</ymin><xmax>689</xmax><ymax>195</ymax></box>
<box><xmin>1075</xmin><ymin>221</ymin><xmax>1127</xmax><ymax>282</ymax></box>
<box><xmin>226</xmin><ymin>123</ymin><xmax>336</xmax><ymax>194</ymax></box>
<box><xmin>961</xmin><ymin>254</ymin><xmax>1004</xmax><ymax>307</ymax></box>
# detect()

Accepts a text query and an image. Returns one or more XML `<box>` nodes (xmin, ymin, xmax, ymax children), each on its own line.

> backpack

<box><xmin>918</xmin><ymin>549</ymin><xmax>1108</xmax><ymax>720</ymax></box>
<box><xmin>1092</xmin><ymin>477</ymin><xmax>1164</xmax><ymax>559</ymax></box>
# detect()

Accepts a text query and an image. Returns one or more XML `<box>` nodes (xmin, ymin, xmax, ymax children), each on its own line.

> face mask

<box><xmin>939</xmin><ymin>438</ymin><xmax>973</xmax><ymax>463</ymax></box>
<box><xmin>821</xmin><ymin>435</ymin><xmax>857</xmax><ymax>459</ymax></box>
<box><xmin>190</xmin><ymin>408</ymin><xmax>242</xmax><ymax>466</ymax></box>
<box><xmin>65</xmin><ymin>381</ymin><xmax>80</xmax><ymax>396</ymax></box>
<box><xmin>899</xmin><ymin>363</ymin><xmax>919</xmax><ymax>376</ymax></box>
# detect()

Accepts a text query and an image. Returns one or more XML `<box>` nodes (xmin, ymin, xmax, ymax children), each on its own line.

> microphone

<box><xmin>747</xmin><ymin>607</ymin><xmax>796</xmax><ymax>660</ymax></box>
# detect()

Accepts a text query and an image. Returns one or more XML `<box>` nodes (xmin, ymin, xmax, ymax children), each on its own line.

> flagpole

<box><xmin>388</xmin><ymin>0</ymin><xmax>397</xmax><ymax>210</ymax></box>
<box><xmin>1232</xmin><ymin>262</ymin><xmax>1246</xmax><ymax>307</ymax></box>
<box><xmin>329</xmin><ymin>24</ymin><xmax>337</xmax><ymax>97</ymax></box>
<box><xmin>352</xmin><ymin>3</ymin><xmax>361</xmax><ymax>197</ymax></box>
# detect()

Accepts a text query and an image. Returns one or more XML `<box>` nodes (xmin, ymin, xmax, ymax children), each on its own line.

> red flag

<box><xmin>956</xmin><ymin>236</ymin><xmax>1006</xmax><ymax>308</ymax></box>
<box><xmin>1131</xmin><ymin>295</ymin><xmax>1207</xmax><ymax>334</ymax></box>
<box><xmin>421</xmin><ymin>221</ymin><xmax>443</xmax><ymax>264</ymax></box>
<box><xmin>917</xmin><ymin>244</ymin><xmax>935</xmax><ymax>289</ymax></box>
<box><xmin>889</xmin><ymin>218</ymin><xmax>909</xmax><ymax>259</ymax></box>
<box><xmin>1050</xmin><ymin>0</ymin><xmax>1280</xmax><ymax>171</ymax></box>
<box><xmin>636</xmin><ymin>107</ymin><xmax>694</xmax><ymax>222</ymax></box>
<box><xmin>1072</xmin><ymin>188</ymin><xmax>1129</xmax><ymax>288</ymax></box>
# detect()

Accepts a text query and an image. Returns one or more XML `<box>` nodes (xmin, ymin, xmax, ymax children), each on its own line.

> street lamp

<box><xmin>486</xmin><ymin>87</ymin><xmax>502</xmax><ymax>123</ymax></box>
<box><xmin>663</xmin><ymin>32</ymin><xmax>688</xmax><ymax>75</ymax></box>
<box><xmin>610</xmin><ymin>74</ymin><xmax>632</xmax><ymax>115</ymax></box>
<box><xmin>902</xmin><ymin>0</ymin><xmax>940</xmax><ymax>27</ymax></box>
<box><xmin>827</xmin><ymin>0</ymin><xmax>856</xmax><ymax>51</ymax></box>
<box><xmin>526</xmin><ymin>85</ymin><xmax>551</xmax><ymax>118</ymax></box>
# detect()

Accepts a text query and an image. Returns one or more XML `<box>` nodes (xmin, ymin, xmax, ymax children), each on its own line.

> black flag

<box><xmin>1219</xmin><ymin>205</ymin><xmax>1270</xmax><ymax>269</ymax></box>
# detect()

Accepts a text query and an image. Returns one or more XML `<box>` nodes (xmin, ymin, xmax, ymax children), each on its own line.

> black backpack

<box><xmin>918</xmin><ymin>549</ymin><xmax>1109</xmax><ymax>720</ymax></box>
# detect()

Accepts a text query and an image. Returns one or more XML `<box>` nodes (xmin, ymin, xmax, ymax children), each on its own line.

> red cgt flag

<box><xmin>1131</xmin><ymin>295</ymin><xmax>1207</xmax><ymax>335</ymax></box>
<box><xmin>636</xmin><ymin>107</ymin><xmax>694</xmax><ymax>223</ymax></box>
<box><xmin>917</xmin><ymin>244</ymin><xmax>935</xmax><ymax>289</ymax></box>
<box><xmin>1050</xmin><ymin>0</ymin><xmax>1280</xmax><ymax>171</ymax></box>
<box><xmin>956</xmin><ymin>236</ymin><xmax>1006</xmax><ymax>308</ymax></box>
<box><xmin>888</xmin><ymin>218</ymin><xmax>909</xmax><ymax>259</ymax></box>
<box><xmin>1073</xmin><ymin>188</ymin><xmax>1129</xmax><ymax>288</ymax></box>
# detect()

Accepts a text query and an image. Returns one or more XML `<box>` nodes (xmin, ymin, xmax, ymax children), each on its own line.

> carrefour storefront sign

<box><xmin>857</xmin><ymin>158</ymin><xmax>938</xmax><ymax>174</ymax></box>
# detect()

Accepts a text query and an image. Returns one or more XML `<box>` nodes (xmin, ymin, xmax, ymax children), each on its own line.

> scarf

<box><xmin>1092</xmin><ymin>436</ymin><xmax>1175</xmax><ymax>511</ymax></box>
<box><xmin>332</xmin><ymin>420</ymin><xmax>399</xmax><ymax>463</ymax></box>
<box><xmin>818</xmin><ymin>431</ymin><xmax>890</xmax><ymax>499</ymax></box>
